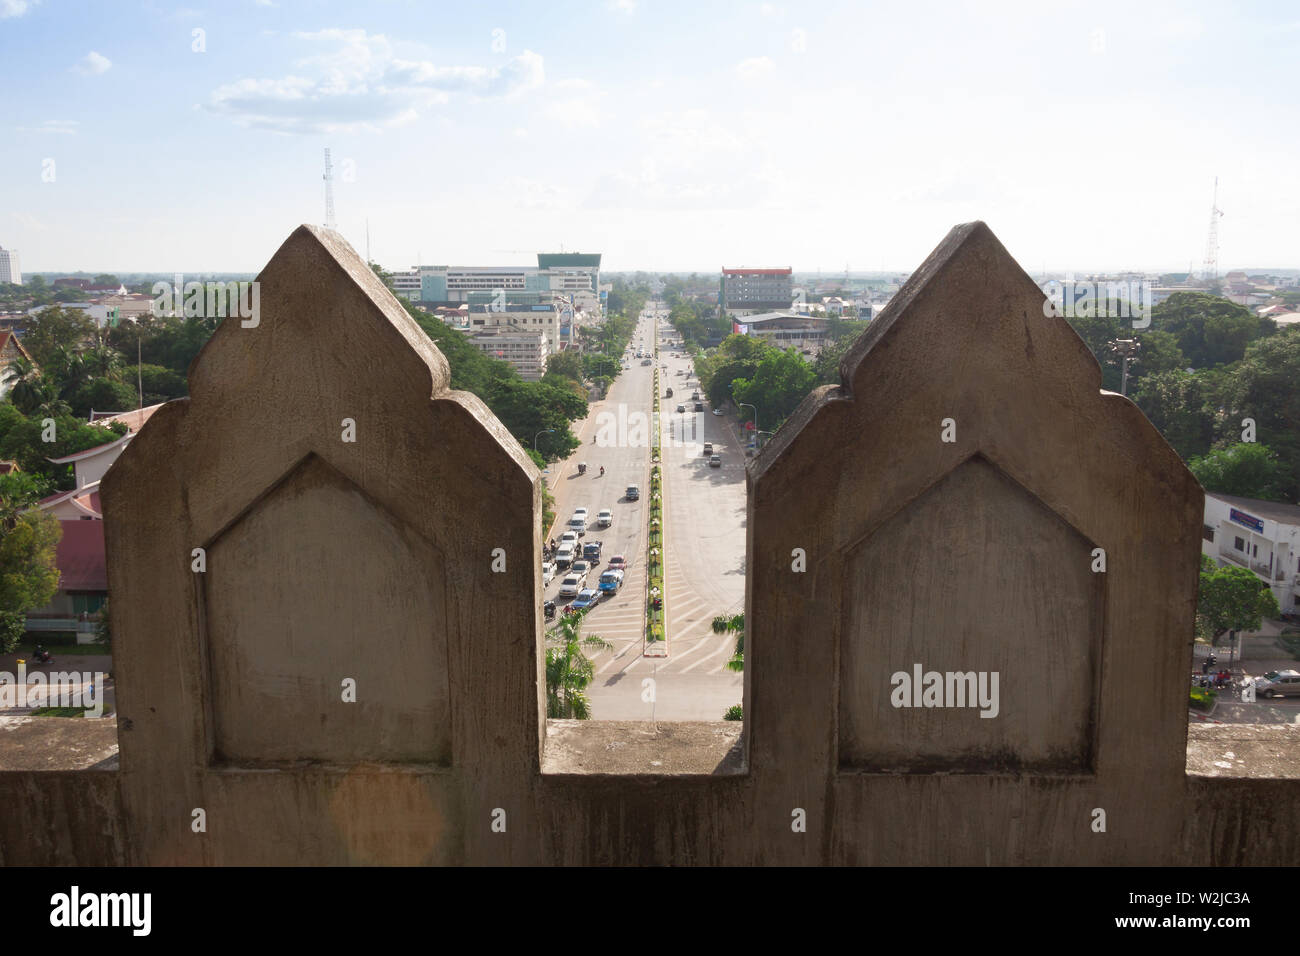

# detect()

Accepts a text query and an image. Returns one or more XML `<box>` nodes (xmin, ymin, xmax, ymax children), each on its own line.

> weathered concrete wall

<box><xmin>2</xmin><ymin>222</ymin><xmax>1298</xmax><ymax>866</ymax></box>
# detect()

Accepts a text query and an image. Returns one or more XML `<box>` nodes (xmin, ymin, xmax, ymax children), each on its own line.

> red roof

<box><xmin>55</xmin><ymin>519</ymin><xmax>107</xmax><ymax>592</ymax></box>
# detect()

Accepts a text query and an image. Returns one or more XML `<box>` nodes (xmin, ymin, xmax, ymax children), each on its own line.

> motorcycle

<box><xmin>32</xmin><ymin>649</ymin><xmax>53</xmax><ymax>665</ymax></box>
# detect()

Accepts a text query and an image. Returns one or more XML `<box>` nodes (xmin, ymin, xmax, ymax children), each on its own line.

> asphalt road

<box><xmin>543</xmin><ymin>310</ymin><xmax>745</xmax><ymax>719</ymax></box>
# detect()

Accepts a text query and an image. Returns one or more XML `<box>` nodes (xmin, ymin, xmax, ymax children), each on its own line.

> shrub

<box><xmin>1189</xmin><ymin>686</ymin><xmax>1217</xmax><ymax>711</ymax></box>
<box><xmin>723</xmin><ymin>705</ymin><xmax>743</xmax><ymax>721</ymax></box>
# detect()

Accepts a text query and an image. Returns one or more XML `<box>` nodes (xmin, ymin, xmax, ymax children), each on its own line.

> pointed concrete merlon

<box><xmin>101</xmin><ymin>223</ymin><xmax>543</xmax><ymax>864</ymax></box>
<box><xmin>744</xmin><ymin>220</ymin><xmax>1203</xmax><ymax>861</ymax></box>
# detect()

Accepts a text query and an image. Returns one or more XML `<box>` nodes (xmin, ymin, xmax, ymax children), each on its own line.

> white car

<box><xmin>542</xmin><ymin>560</ymin><xmax>556</xmax><ymax>585</ymax></box>
<box><xmin>567</xmin><ymin>515</ymin><xmax>587</xmax><ymax>536</ymax></box>
<box><xmin>597</xmin><ymin>509</ymin><xmax>612</xmax><ymax>527</ymax></box>
<box><xmin>560</xmin><ymin>531</ymin><xmax>579</xmax><ymax>549</ymax></box>
<box><xmin>573</xmin><ymin>507</ymin><xmax>589</xmax><ymax>521</ymax></box>
<box><xmin>559</xmin><ymin>571</ymin><xmax>587</xmax><ymax>597</ymax></box>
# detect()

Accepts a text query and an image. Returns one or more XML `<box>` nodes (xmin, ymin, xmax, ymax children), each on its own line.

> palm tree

<box><xmin>4</xmin><ymin>356</ymin><xmax>43</xmax><ymax>414</ymax></box>
<box><xmin>545</xmin><ymin>608</ymin><xmax>613</xmax><ymax>719</ymax></box>
<box><xmin>82</xmin><ymin>343</ymin><xmax>125</xmax><ymax>382</ymax></box>
<box><xmin>712</xmin><ymin>612</ymin><xmax>744</xmax><ymax>672</ymax></box>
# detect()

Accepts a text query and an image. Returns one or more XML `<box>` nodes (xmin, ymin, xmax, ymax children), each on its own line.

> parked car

<box><xmin>607</xmin><ymin>554</ymin><xmax>627</xmax><ymax>571</ymax></box>
<box><xmin>569</xmin><ymin>588</ymin><xmax>602</xmax><ymax>611</ymax></box>
<box><xmin>626</xmin><ymin>485</ymin><xmax>640</xmax><ymax>501</ymax></box>
<box><xmin>713</xmin><ymin>409</ymin><xmax>724</xmax><ymax>416</ymax></box>
<box><xmin>709</xmin><ymin>454</ymin><xmax>721</xmax><ymax>468</ymax></box>
<box><xmin>559</xmin><ymin>571</ymin><xmax>587</xmax><ymax>597</ymax></box>
<box><xmin>703</xmin><ymin>442</ymin><xmax>713</xmax><ymax>456</ymax></box>
<box><xmin>597</xmin><ymin>509</ymin><xmax>613</xmax><ymax>527</ymax></box>
<box><xmin>1254</xmin><ymin>670</ymin><xmax>1300</xmax><ymax>698</ymax></box>
<box><xmin>598</xmin><ymin>569</ymin><xmax>625</xmax><ymax>593</ymax></box>
<box><xmin>542</xmin><ymin>560</ymin><xmax>556</xmax><ymax>585</ymax></box>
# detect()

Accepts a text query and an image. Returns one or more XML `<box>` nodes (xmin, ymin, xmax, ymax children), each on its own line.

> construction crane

<box><xmin>1201</xmin><ymin>177</ymin><xmax>1223</xmax><ymax>282</ymax></box>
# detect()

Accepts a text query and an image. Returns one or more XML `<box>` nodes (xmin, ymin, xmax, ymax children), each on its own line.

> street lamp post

<box><xmin>533</xmin><ymin>428</ymin><xmax>555</xmax><ymax>453</ymax></box>
<box><xmin>1109</xmin><ymin>339</ymin><xmax>1141</xmax><ymax>397</ymax></box>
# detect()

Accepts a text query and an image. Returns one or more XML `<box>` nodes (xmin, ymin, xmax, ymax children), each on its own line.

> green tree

<box><xmin>545</xmin><ymin>608</ymin><xmax>613</xmax><ymax>718</ymax></box>
<box><xmin>1189</xmin><ymin>443</ymin><xmax>1288</xmax><ymax>502</ymax></box>
<box><xmin>1196</xmin><ymin>555</ymin><xmax>1281</xmax><ymax>642</ymax></box>
<box><xmin>546</xmin><ymin>351</ymin><xmax>585</xmax><ymax>381</ymax></box>
<box><xmin>3</xmin><ymin>355</ymin><xmax>44</xmax><ymax>414</ymax></box>
<box><xmin>20</xmin><ymin>306</ymin><xmax>96</xmax><ymax>369</ymax></box>
<box><xmin>0</xmin><ymin>508</ymin><xmax>62</xmax><ymax>653</ymax></box>
<box><xmin>1219</xmin><ymin>326</ymin><xmax>1300</xmax><ymax>501</ymax></box>
<box><xmin>730</xmin><ymin>348</ymin><xmax>819</xmax><ymax>430</ymax></box>
<box><xmin>70</xmin><ymin>377</ymin><xmax>139</xmax><ymax>418</ymax></box>
<box><xmin>1132</xmin><ymin>369</ymin><xmax>1226</xmax><ymax>461</ymax></box>
<box><xmin>711</xmin><ymin>612</ymin><xmax>744</xmax><ymax>672</ymax></box>
<box><xmin>1153</xmin><ymin>292</ymin><xmax>1274</xmax><ymax>369</ymax></box>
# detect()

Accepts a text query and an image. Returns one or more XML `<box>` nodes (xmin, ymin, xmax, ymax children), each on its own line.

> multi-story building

<box><xmin>732</xmin><ymin>311</ymin><xmax>830</xmax><ymax>351</ymax></box>
<box><xmin>466</xmin><ymin>291</ymin><xmax>564</xmax><ymax>356</ymax></box>
<box><xmin>464</xmin><ymin>327</ymin><xmax>549</xmax><ymax>381</ymax></box>
<box><xmin>390</xmin><ymin>268</ymin><xmax>421</xmax><ymax>301</ymax></box>
<box><xmin>417</xmin><ymin>253</ymin><xmax>602</xmax><ymax>311</ymax></box>
<box><xmin>1202</xmin><ymin>493</ymin><xmax>1300</xmax><ymax>615</ymax></box>
<box><xmin>721</xmin><ymin>267</ymin><xmax>793</xmax><ymax>317</ymax></box>
<box><xmin>0</xmin><ymin>246</ymin><xmax>21</xmax><ymax>285</ymax></box>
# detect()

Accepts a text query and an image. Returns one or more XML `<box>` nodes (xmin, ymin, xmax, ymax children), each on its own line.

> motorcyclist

<box><xmin>599</xmin><ymin>466</ymin><xmax>605</xmax><ymax>477</ymax></box>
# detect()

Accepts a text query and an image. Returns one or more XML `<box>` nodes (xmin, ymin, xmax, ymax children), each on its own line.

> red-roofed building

<box><xmin>24</xmin><ymin>519</ymin><xmax>107</xmax><ymax>641</ymax></box>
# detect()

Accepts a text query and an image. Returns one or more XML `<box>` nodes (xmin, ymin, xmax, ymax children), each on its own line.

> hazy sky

<box><xmin>3</xmin><ymin>0</ymin><xmax>1298</xmax><ymax>274</ymax></box>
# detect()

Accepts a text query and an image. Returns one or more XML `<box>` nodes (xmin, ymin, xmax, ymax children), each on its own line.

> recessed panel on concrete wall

<box><xmin>838</xmin><ymin>456</ymin><xmax>1102</xmax><ymax>773</ymax></box>
<box><xmin>204</xmin><ymin>454</ymin><xmax>449</xmax><ymax>766</ymax></box>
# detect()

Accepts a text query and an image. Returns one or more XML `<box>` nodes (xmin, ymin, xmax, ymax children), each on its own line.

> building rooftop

<box><xmin>1208</xmin><ymin>492</ymin><xmax>1300</xmax><ymax>526</ymax></box>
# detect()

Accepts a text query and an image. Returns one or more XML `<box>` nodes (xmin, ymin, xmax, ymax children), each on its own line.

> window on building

<box><xmin>1234</xmin><ymin>536</ymin><xmax>1245</xmax><ymax>551</ymax></box>
<box><xmin>1202</xmin><ymin>525</ymin><xmax>1215</xmax><ymax>542</ymax></box>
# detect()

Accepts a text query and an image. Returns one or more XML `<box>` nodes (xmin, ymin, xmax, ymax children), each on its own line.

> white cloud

<box><xmin>759</xmin><ymin>3</ymin><xmax>783</xmax><ymax>18</ymax></box>
<box><xmin>608</xmin><ymin>0</ymin><xmax>637</xmax><ymax>13</ymax></box>
<box><xmin>734</xmin><ymin>56</ymin><xmax>774</xmax><ymax>81</ymax></box>
<box><xmin>205</xmin><ymin>30</ymin><xmax>545</xmax><ymax>134</ymax></box>
<box><xmin>0</xmin><ymin>0</ymin><xmax>38</xmax><ymax>18</ymax></box>
<box><xmin>74</xmin><ymin>51</ymin><xmax>112</xmax><ymax>75</ymax></box>
<box><xmin>18</xmin><ymin>119</ymin><xmax>78</xmax><ymax>134</ymax></box>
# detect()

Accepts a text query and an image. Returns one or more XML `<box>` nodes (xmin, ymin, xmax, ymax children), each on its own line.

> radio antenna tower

<box><xmin>323</xmin><ymin>148</ymin><xmax>337</xmax><ymax>231</ymax></box>
<box><xmin>1201</xmin><ymin>176</ymin><xmax>1223</xmax><ymax>282</ymax></box>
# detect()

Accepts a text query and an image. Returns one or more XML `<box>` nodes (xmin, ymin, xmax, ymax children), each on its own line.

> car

<box><xmin>560</xmin><ymin>531</ymin><xmax>580</xmax><ymax>550</ymax></box>
<box><xmin>676</xmin><ymin>404</ymin><xmax>686</xmax><ymax>413</ymax></box>
<box><xmin>703</xmin><ymin>442</ymin><xmax>713</xmax><ymax>456</ymax></box>
<box><xmin>555</xmin><ymin>546</ymin><xmax>575</xmax><ymax>568</ymax></box>
<box><xmin>598</xmin><ymin>569</ymin><xmax>625</xmax><ymax>593</ymax></box>
<box><xmin>597</xmin><ymin>509</ymin><xmax>613</xmax><ymax>527</ymax></box>
<box><xmin>567</xmin><ymin>515</ymin><xmax>586</xmax><ymax>536</ymax></box>
<box><xmin>573</xmin><ymin>507</ymin><xmax>589</xmax><ymax>521</ymax></box>
<box><xmin>542</xmin><ymin>560</ymin><xmax>557</xmax><ymax>585</ymax></box>
<box><xmin>583</xmin><ymin>540</ymin><xmax>603</xmax><ymax>563</ymax></box>
<box><xmin>694</xmin><ymin>402</ymin><xmax>704</xmax><ymax>412</ymax></box>
<box><xmin>691</xmin><ymin>391</ymin><xmax>700</xmax><ymax>400</ymax></box>
<box><xmin>713</xmin><ymin>409</ymin><xmax>724</xmax><ymax>416</ymax></box>
<box><xmin>709</xmin><ymin>454</ymin><xmax>721</xmax><ymax>468</ymax></box>
<box><xmin>665</xmin><ymin>388</ymin><xmax>673</xmax><ymax>398</ymax></box>
<box><xmin>570</xmin><ymin>559</ymin><xmax>591</xmax><ymax>577</ymax></box>
<box><xmin>641</xmin><ymin>358</ymin><xmax>652</xmax><ymax>366</ymax></box>
<box><xmin>1254</xmin><ymin>669</ymin><xmax>1300</xmax><ymax>698</ymax></box>
<box><xmin>558</xmin><ymin>572</ymin><xmax>587</xmax><ymax>597</ymax></box>
<box><xmin>626</xmin><ymin>485</ymin><xmax>640</xmax><ymax>500</ymax></box>
<box><xmin>569</xmin><ymin>588</ymin><xmax>601</xmax><ymax>611</ymax></box>
<box><xmin>607</xmin><ymin>554</ymin><xmax>627</xmax><ymax>571</ymax></box>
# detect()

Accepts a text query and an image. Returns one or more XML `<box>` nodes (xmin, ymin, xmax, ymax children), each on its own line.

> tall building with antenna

<box><xmin>323</xmin><ymin>148</ymin><xmax>337</xmax><ymax>232</ymax></box>
<box><xmin>1201</xmin><ymin>177</ymin><xmax>1223</xmax><ymax>282</ymax></box>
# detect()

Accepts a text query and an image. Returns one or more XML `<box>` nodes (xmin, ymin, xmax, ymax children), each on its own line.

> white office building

<box><xmin>1202</xmin><ymin>493</ymin><xmax>1300</xmax><ymax>614</ymax></box>
<box><xmin>0</xmin><ymin>246</ymin><xmax>21</xmax><ymax>285</ymax></box>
